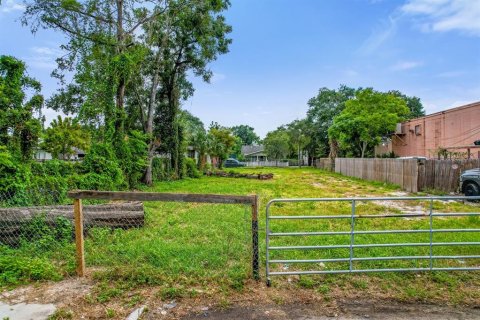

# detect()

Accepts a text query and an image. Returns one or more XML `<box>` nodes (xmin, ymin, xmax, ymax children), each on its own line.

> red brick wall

<box><xmin>392</xmin><ymin>102</ymin><xmax>480</xmax><ymax>158</ymax></box>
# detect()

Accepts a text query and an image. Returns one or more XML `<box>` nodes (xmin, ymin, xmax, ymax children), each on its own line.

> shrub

<box><xmin>117</xmin><ymin>131</ymin><xmax>148</xmax><ymax>188</ymax></box>
<box><xmin>79</xmin><ymin>143</ymin><xmax>126</xmax><ymax>190</ymax></box>
<box><xmin>0</xmin><ymin>247</ymin><xmax>62</xmax><ymax>286</ymax></box>
<box><xmin>184</xmin><ymin>157</ymin><xmax>201</xmax><ymax>178</ymax></box>
<box><xmin>152</xmin><ymin>157</ymin><xmax>174</xmax><ymax>181</ymax></box>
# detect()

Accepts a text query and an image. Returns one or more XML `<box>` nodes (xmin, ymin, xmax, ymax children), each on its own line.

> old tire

<box><xmin>464</xmin><ymin>182</ymin><xmax>480</xmax><ymax>197</ymax></box>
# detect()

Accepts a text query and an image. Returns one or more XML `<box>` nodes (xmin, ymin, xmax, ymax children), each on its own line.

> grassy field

<box><xmin>1</xmin><ymin>167</ymin><xmax>479</xmax><ymax>314</ymax></box>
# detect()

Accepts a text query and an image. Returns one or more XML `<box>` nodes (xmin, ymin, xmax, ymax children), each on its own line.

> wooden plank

<box><xmin>74</xmin><ymin>199</ymin><xmax>85</xmax><ymax>277</ymax></box>
<box><xmin>69</xmin><ymin>191</ymin><xmax>255</xmax><ymax>204</ymax></box>
<box><xmin>417</xmin><ymin>160</ymin><xmax>425</xmax><ymax>191</ymax></box>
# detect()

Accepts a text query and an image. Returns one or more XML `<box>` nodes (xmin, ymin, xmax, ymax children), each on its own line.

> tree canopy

<box><xmin>264</xmin><ymin>130</ymin><xmax>289</xmax><ymax>163</ymax></box>
<box><xmin>230</xmin><ymin>125</ymin><xmax>260</xmax><ymax>145</ymax></box>
<box><xmin>42</xmin><ymin>116</ymin><xmax>90</xmax><ymax>160</ymax></box>
<box><xmin>328</xmin><ymin>88</ymin><xmax>410</xmax><ymax>158</ymax></box>
<box><xmin>0</xmin><ymin>55</ymin><xmax>43</xmax><ymax>160</ymax></box>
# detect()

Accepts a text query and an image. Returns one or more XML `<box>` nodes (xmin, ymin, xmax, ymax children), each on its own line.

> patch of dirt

<box><xmin>2</xmin><ymin>276</ymin><xmax>480</xmax><ymax>319</ymax></box>
<box><xmin>0</xmin><ymin>277</ymin><xmax>93</xmax><ymax>305</ymax></box>
<box><xmin>372</xmin><ymin>200</ymin><xmax>427</xmax><ymax>215</ymax></box>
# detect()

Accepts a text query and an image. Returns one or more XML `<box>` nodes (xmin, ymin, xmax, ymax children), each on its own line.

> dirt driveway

<box><xmin>180</xmin><ymin>300</ymin><xmax>480</xmax><ymax>320</ymax></box>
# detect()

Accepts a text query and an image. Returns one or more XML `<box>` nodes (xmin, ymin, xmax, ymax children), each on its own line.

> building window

<box><xmin>415</xmin><ymin>125</ymin><xmax>421</xmax><ymax>136</ymax></box>
<box><xmin>187</xmin><ymin>150</ymin><xmax>195</xmax><ymax>158</ymax></box>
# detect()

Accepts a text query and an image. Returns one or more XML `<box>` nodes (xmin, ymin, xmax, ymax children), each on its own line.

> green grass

<box><xmin>1</xmin><ymin>167</ymin><xmax>479</xmax><ymax>305</ymax></box>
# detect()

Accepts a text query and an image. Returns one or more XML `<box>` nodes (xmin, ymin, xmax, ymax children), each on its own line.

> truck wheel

<box><xmin>464</xmin><ymin>182</ymin><xmax>480</xmax><ymax>197</ymax></box>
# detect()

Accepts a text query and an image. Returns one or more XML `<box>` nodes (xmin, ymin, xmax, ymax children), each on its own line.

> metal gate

<box><xmin>265</xmin><ymin>196</ymin><xmax>480</xmax><ymax>285</ymax></box>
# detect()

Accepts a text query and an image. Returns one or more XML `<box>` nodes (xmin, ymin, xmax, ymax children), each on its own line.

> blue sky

<box><xmin>1</xmin><ymin>0</ymin><xmax>479</xmax><ymax>138</ymax></box>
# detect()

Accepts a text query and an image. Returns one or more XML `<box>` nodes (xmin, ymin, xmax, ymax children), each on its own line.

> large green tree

<box><xmin>230</xmin><ymin>125</ymin><xmax>260</xmax><ymax>145</ymax></box>
<box><xmin>285</xmin><ymin>119</ymin><xmax>310</xmax><ymax>167</ymax></box>
<box><xmin>207</xmin><ymin>124</ymin><xmax>235</xmax><ymax>169</ymax></box>
<box><xmin>264</xmin><ymin>130</ymin><xmax>289</xmax><ymax>165</ymax></box>
<box><xmin>126</xmin><ymin>0</ymin><xmax>231</xmax><ymax>183</ymax></box>
<box><xmin>388</xmin><ymin>90</ymin><xmax>425</xmax><ymax>119</ymax></box>
<box><xmin>23</xmin><ymin>0</ymin><xmax>169</xmax><ymax>138</ymax></box>
<box><xmin>305</xmin><ymin>85</ymin><xmax>357</xmax><ymax>161</ymax></box>
<box><xmin>328</xmin><ymin>89</ymin><xmax>410</xmax><ymax>158</ymax></box>
<box><xmin>0</xmin><ymin>55</ymin><xmax>43</xmax><ymax>160</ymax></box>
<box><xmin>24</xmin><ymin>0</ymin><xmax>231</xmax><ymax>185</ymax></box>
<box><xmin>42</xmin><ymin>116</ymin><xmax>90</xmax><ymax>160</ymax></box>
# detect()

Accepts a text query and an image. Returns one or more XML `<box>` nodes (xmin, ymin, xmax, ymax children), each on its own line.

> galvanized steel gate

<box><xmin>265</xmin><ymin>196</ymin><xmax>480</xmax><ymax>286</ymax></box>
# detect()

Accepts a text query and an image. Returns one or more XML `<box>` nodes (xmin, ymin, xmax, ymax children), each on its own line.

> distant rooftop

<box><xmin>241</xmin><ymin>145</ymin><xmax>264</xmax><ymax>155</ymax></box>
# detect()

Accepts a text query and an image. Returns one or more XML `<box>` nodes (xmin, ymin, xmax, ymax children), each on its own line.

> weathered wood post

<box><xmin>74</xmin><ymin>198</ymin><xmax>85</xmax><ymax>276</ymax></box>
<box><xmin>252</xmin><ymin>194</ymin><xmax>259</xmax><ymax>280</ymax></box>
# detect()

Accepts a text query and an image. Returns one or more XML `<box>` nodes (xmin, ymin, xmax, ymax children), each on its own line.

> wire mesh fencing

<box><xmin>0</xmin><ymin>189</ymin><xmax>77</xmax><ymax>286</ymax></box>
<box><xmin>77</xmin><ymin>200</ymin><xmax>257</xmax><ymax>287</ymax></box>
<box><xmin>1</xmin><ymin>189</ymin><xmax>260</xmax><ymax>287</ymax></box>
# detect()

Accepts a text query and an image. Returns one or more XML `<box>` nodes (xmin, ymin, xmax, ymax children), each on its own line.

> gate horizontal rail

<box><xmin>266</xmin><ymin>196</ymin><xmax>480</xmax><ymax>285</ymax></box>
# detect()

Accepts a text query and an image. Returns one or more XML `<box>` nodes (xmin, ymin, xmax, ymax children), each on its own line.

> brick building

<box><xmin>376</xmin><ymin>101</ymin><xmax>480</xmax><ymax>159</ymax></box>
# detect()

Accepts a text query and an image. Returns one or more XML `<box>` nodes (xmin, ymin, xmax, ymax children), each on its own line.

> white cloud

<box><xmin>435</xmin><ymin>70</ymin><xmax>466</xmax><ymax>78</ymax></box>
<box><xmin>211</xmin><ymin>72</ymin><xmax>226</xmax><ymax>84</ymax></box>
<box><xmin>31</xmin><ymin>46</ymin><xmax>63</xmax><ymax>56</ymax></box>
<box><xmin>391</xmin><ymin>60</ymin><xmax>423</xmax><ymax>71</ymax></box>
<box><xmin>1</xmin><ymin>0</ymin><xmax>25</xmax><ymax>13</ymax></box>
<box><xmin>402</xmin><ymin>0</ymin><xmax>480</xmax><ymax>36</ymax></box>
<box><xmin>358</xmin><ymin>14</ymin><xmax>400</xmax><ymax>54</ymax></box>
<box><xmin>24</xmin><ymin>45</ymin><xmax>63</xmax><ymax>70</ymax></box>
<box><xmin>343</xmin><ymin>68</ymin><xmax>359</xmax><ymax>77</ymax></box>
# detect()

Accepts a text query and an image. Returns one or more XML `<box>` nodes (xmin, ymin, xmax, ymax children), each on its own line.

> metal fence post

<box><xmin>252</xmin><ymin>194</ymin><xmax>259</xmax><ymax>280</ymax></box>
<box><xmin>74</xmin><ymin>198</ymin><xmax>85</xmax><ymax>277</ymax></box>
<box><xmin>429</xmin><ymin>198</ymin><xmax>434</xmax><ymax>270</ymax></box>
<box><xmin>350</xmin><ymin>200</ymin><xmax>356</xmax><ymax>272</ymax></box>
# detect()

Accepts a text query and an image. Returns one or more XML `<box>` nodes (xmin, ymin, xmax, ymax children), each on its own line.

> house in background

<box><xmin>34</xmin><ymin>147</ymin><xmax>86</xmax><ymax>161</ymax></box>
<box><xmin>186</xmin><ymin>146</ymin><xmax>199</xmax><ymax>163</ymax></box>
<box><xmin>241</xmin><ymin>145</ymin><xmax>268</xmax><ymax>162</ymax></box>
<box><xmin>376</xmin><ymin>101</ymin><xmax>480</xmax><ymax>159</ymax></box>
<box><xmin>185</xmin><ymin>146</ymin><xmax>211</xmax><ymax>165</ymax></box>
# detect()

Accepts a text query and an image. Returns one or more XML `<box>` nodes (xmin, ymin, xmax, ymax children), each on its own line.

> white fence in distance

<box><xmin>245</xmin><ymin>161</ymin><xmax>289</xmax><ymax>167</ymax></box>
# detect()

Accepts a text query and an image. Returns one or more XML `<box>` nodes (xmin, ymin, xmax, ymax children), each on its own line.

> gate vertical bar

<box><xmin>350</xmin><ymin>200</ymin><xmax>356</xmax><ymax>272</ymax></box>
<box><xmin>252</xmin><ymin>194</ymin><xmax>259</xmax><ymax>280</ymax></box>
<box><xmin>429</xmin><ymin>198</ymin><xmax>434</xmax><ymax>270</ymax></box>
<box><xmin>74</xmin><ymin>198</ymin><xmax>85</xmax><ymax>277</ymax></box>
<box><xmin>266</xmin><ymin>201</ymin><xmax>271</xmax><ymax>286</ymax></box>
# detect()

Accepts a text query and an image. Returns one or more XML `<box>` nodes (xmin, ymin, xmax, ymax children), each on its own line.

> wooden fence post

<box><xmin>74</xmin><ymin>198</ymin><xmax>85</xmax><ymax>277</ymax></box>
<box><xmin>251</xmin><ymin>194</ymin><xmax>259</xmax><ymax>280</ymax></box>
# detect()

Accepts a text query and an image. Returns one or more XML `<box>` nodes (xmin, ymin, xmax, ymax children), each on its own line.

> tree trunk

<box><xmin>142</xmin><ymin>154</ymin><xmax>154</xmax><ymax>185</ymax></box>
<box><xmin>360</xmin><ymin>141</ymin><xmax>367</xmax><ymax>158</ymax></box>
<box><xmin>114</xmin><ymin>0</ymin><xmax>125</xmax><ymax>136</ymax></box>
<box><xmin>298</xmin><ymin>143</ymin><xmax>301</xmax><ymax>168</ymax></box>
<box><xmin>141</xmin><ymin>50</ymin><xmax>162</xmax><ymax>185</ymax></box>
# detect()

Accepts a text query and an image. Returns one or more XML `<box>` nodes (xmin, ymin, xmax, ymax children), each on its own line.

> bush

<box><xmin>0</xmin><ymin>251</ymin><xmax>62</xmax><ymax>286</ymax></box>
<box><xmin>152</xmin><ymin>157</ymin><xmax>173</xmax><ymax>181</ymax></box>
<box><xmin>184</xmin><ymin>157</ymin><xmax>201</xmax><ymax>178</ymax></box>
<box><xmin>117</xmin><ymin>131</ymin><xmax>148</xmax><ymax>188</ymax></box>
<box><xmin>0</xmin><ymin>146</ymin><xmax>35</xmax><ymax>206</ymax></box>
<box><xmin>79</xmin><ymin>143</ymin><xmax>126</xmax><ymax>190</ymax></box>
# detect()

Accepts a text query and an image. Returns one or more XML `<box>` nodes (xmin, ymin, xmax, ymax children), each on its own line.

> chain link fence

<box><xmin>0</xmin><ymin>189</ymin><xmax>76</xmax><ymax>286</ymax></box>
<box><xmin>1</xmin><ymin>190</ymin><xmax>259</xmax><ymax>288</ymax></box>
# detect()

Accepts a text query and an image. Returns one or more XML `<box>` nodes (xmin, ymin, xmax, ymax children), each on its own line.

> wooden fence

<box><xmin>418</xmin><ymin>159</ymin><xmax>480</xmax><ymax>192</ymax></box>
<box><xmin>329</xmin><ymin>158</ymin><xmax>480</xmax><ymax>193</ymax></box>
<box><xmin>334</xmin><ymin>158</ymin><xmax>419</xmax><ymax>192</ymax></box>
<box><xmin>315</xmin><ymin>158</ymin><xmax>333</xmax><ymax>171</ymax></box>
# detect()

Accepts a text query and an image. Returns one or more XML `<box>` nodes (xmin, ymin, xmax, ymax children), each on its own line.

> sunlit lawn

<box><xmin>2</xmin><ymin>167</ymin><xmax>479</xmax><ymax>305</ymax></box>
